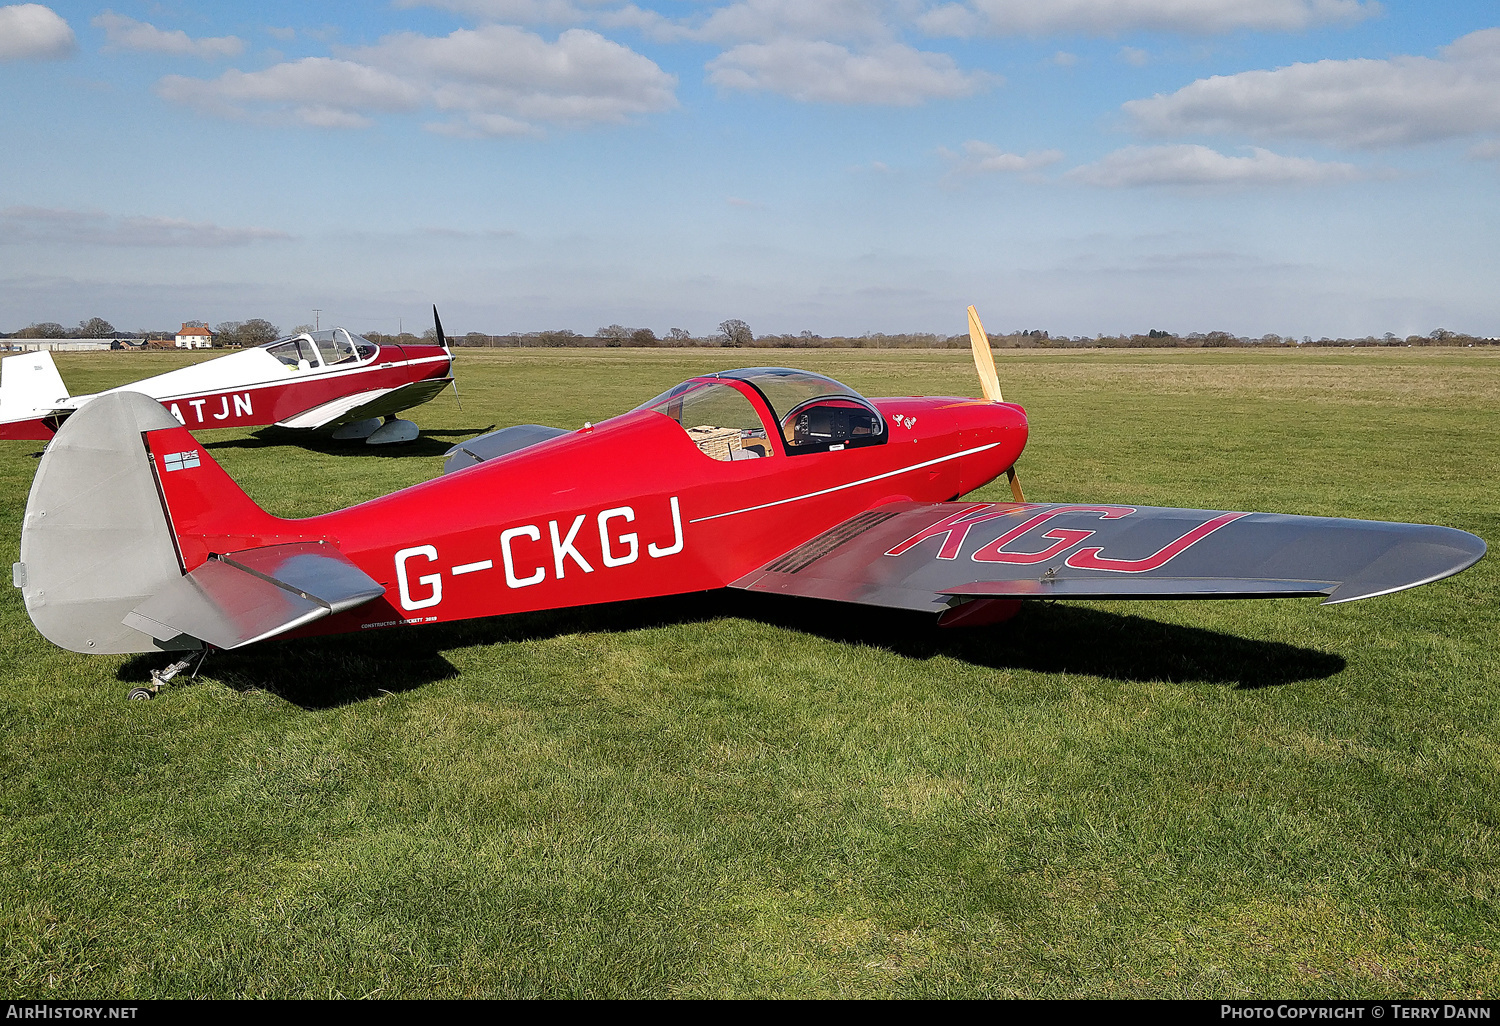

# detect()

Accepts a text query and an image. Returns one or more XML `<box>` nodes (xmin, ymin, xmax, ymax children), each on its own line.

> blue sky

<box><xmin>1</xmin><ymin>1</ymin><xmax>1497</xmax><ymax>338</ymax></box>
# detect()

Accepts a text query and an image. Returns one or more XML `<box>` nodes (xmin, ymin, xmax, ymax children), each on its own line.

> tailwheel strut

<box><xmin>128</xmin><ymin>649</ymin><xmax>210</xmax><ymax>701</ymax></box>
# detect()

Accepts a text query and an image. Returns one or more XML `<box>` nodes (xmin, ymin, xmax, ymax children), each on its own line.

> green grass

<box><xmin>1</xmin><ymin>346</ymin><xmax>1497</xmax><ymax>997</ymax></box>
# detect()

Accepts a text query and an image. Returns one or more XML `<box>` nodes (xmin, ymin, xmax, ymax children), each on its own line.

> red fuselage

<box><xmin>0</xmin><ymin>342</ymin><xmax>452</xmax><ymax>440</ymax></box>
<box><xmin>154</xmin><ymin>378</ymin><xmax>1030</xmax><ymax>635</ymax></box>
<box><xmin>153</xmin><ymin>343</ymin><xmax>453</xmax><ymax>432</ymax></box>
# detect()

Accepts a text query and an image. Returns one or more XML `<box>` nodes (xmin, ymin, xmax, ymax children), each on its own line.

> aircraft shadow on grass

<box><xmin>115</xmin><ymin>592</ymin><xmax>1345</xmax><ymax>710</ymax></box>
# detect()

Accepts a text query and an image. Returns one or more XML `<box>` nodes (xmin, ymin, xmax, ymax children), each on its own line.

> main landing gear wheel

<box><xmin>127</xmin><ymin>686</ymin><xmax>156</xmax><ymax>701</ymax></box>
<box><xmin>331</xmin><ymin>417</ymin><xmax>383</xmax><ymax>441</ymax></box>
<box><xmin>366</xmin><ymin>416</ymin><xmax>419</xmax><ymax>445</ymax></box>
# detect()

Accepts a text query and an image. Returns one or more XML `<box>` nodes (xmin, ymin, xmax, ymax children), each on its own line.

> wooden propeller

<box><xmin>966</xmin><ymin>304</ymin><xmax>1024</xmax><ymax>502</ymax></box>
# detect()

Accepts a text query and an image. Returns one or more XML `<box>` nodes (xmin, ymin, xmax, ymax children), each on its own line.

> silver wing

<box><xmin>732</xmin><ymin>501</ymin><xmax>1485</xmax><ymax>614</ymax></box>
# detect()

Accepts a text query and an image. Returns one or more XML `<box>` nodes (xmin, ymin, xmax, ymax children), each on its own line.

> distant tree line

<box><xmin>212</xmin><ymin>319</ymin><xmax>280</xmax><ymax>347</ymax></box>
<box><xmin>4</xmin><ymin>316</ymin><xmax>281</xmax><ymax>347</ymax></box>
<box><xmin>9</xmin><ymin>317</ymin><xmax>130</xmax><ymax>339</ymax></box>
<box><xmin>6</xmin><ymin>317</ymin><xmax>1496</xmax><ymax>349</ymax></box>
<box><xmin>433</xmin><ymin>321</ymin><xmax>1499</xmax><ymax>349</ymax></box>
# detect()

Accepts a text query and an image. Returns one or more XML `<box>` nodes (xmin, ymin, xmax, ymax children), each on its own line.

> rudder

<box><xmin>17</xmin><ymin>391</ymin><xmax>297</xmax><ymax>654</ymax></box>
<box><xmin>18</xmin><ymin>392</ymin><xmax>194</xmax><ymax>653</ymax></box>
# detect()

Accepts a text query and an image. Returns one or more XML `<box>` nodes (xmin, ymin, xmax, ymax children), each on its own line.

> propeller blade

<box><xmin>969</xmin><ymin>306</ymin><xmax>1022</xmax><ymax>499</ymax></box>
<box><xmin>1006</xmin><ymin>466</ymin><xmax>1025</xmax><ymax>503</ymax></box>
<box><xmin>967</xmin><ymin>305</ymin><xmax>1003</xmax><ymax>403</ymax></box>
<box><xmin>432</xmin><ymin>305</ymin><xmax>460</xmax><ymax>408</ymax></box>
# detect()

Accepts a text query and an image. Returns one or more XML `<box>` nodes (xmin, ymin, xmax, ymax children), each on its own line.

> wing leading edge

<box><xmin>731</xmin><ymin>501</ymin><xmax>1485</xmax><ymax>613</ymax></box>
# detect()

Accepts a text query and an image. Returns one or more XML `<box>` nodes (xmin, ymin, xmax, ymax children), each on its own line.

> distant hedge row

<box><xmin>384</xmin><ymin>329</ymin><xmax>1498</xmax><ymax>350</ymax></box>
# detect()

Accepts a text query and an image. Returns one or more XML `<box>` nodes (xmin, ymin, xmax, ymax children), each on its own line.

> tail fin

<box><xmin>19</xmin><ymin>392</ymin><xmax>197</xmax><ymax>653</ymax></box>
<box><xmin>17</xmin><ymin>391</ymin><xmax>292</xmax><ymax>654</ymax></box>
<box><xmin>139</xmin><ymin>418</ymin><xmax>290</xmax><ymax>570</ymax></box>
<box><xmin>1</xmin><ymin>351</ymin><xmax>71</xmax><ymax>418</ymax></box>
<box><xmin>0</xmin><ymin>351</ymin><xmax>72</xmax><ymax>439</ymax></box>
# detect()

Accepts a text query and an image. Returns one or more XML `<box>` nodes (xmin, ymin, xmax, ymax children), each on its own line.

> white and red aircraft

<box><xmin>12</xmin><ymin>307</ymin><xmax>1485</xmax><ymax>698</ymax></box>
<box><xmin>0</xmin><ymin>318</ymin><xmax>453</xmax><ymax>445</ymax></box>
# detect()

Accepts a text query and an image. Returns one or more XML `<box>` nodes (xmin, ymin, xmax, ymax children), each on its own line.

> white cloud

<box><xmin>1067</xmin><ymin>144</ymin><xmax>1364</xmax><ymax>186</ymax></box>
<box><xmin>0</xmin><ymin>207</ymin><xmax>292</xmax><ymax>246</ymax></box>
<box><xmin>93</xmin><ymin>11</ymin><xmax>244</xmax><ymax>59</ymax></box>
<box><xmin>920</xmin><ymin>0</ymin><xmax>1376</xmax><ymax>37</ymax></box>
<box><xmin>402</xmin><ymin>0</ymin><xmax>897</xmax><ymax>43</ymax></box>
<box><xmin>707</xmin><ymin>39</ymin><xmax>992</xmax><ymax>105</ymax></box>
<box><xmin>157</xmin><ymin>58</ymin><xmax>425</xmax><ymax>128</ymax></box>
<box><xmin>393</xmin><ymin>0</ymin><xmax>617</xmax><ymax>24</ymax></box>
<box><xmin>157</xmin><ymin>25</ymin><xmax>676</xmax><ymax>135</ymax></box>
<box><xmin>350</xmin><ymin>26</ymin><xmax>675</xmax><ymax>125</ymax></box>
<box><xmin>1118</xmin><ymin>46</ymin><xmax>1149</xmax><ymax>67</ymax></box>
<box><xmin>942</xmin><ymin>141</ymin><xmax>1063</xmax><ymax>175</ymax></box>
<box><xmin>1469</xmin><ymin>139</ymin><xmax>1500</xmax><ymax>161</ymax></box>
<box><xmin>678</xmin><ymin>0</ymin><xmax>894</xmax><ymax>44</ymax></box>
<box><xmin>1052</xmin><ymin>50</ymin><xmax>1079</xmax><ymax>68</ymax></box>
<box><xmin>596</xmin><ymin>4</ymin><xmax>678</xmax><ymax>37</ymax></box>
<box><xmin>0</xmin><ymin>4</ymin><xmax>73</xmax><ymax>60</ymax></box>
<box><xmin>916</xmin><ymin>4</ymin><xmax>981</xmax><ymax>37</ymax></box>
<box><xmin>1124</xmin><ymin>29</ymin><xmax>1500</xmax><ymax>149</ymax></box>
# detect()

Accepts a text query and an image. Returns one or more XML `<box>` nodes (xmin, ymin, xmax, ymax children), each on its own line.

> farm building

<box><xmin>175</xmin><ymin>324</ymin><xmax>213</xmax><ymax>349</ymax></box>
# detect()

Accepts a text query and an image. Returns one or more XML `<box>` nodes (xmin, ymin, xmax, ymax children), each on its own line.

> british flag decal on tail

<box><xmin>162</xmin><ymin>450</ymin><xmax>201</xmax><ymax>472</ymax></box>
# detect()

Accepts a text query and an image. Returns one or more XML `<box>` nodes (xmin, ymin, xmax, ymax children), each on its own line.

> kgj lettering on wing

<box><xmin>886</xmin><ymin>504</ymin><xmax>1251</xmax><ymax>573</ymax></box>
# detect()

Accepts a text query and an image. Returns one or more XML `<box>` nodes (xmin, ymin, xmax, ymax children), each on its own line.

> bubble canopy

<box><xmin>638</xmin><ymin>367</ymin><xmax>870</xmax><ymax>422</ymax></box>
<box><xmin>261</xmin><ymin>328</ymin><xmax>378</xmax><ymax>369</ymax></box>
<box><xmin>636</xmin><ymin>367</ymin><xmax>886</xmax><ymax>456</ymax></box>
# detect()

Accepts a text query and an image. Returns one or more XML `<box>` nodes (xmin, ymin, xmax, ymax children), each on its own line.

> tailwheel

<box><xmin>127</xmin><ymin>651</ymin><xmax>208</xmax><ymax>702</ymax></box>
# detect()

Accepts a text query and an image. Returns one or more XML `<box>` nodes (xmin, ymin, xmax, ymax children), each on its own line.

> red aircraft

<box><xmin>13</xmin><ymin>307</ymin><xmax>1485</xmax><ymax>698</ymax></box>
<box><xmin>0</xmin><ymin>320</ymin><xmax>453</xmax><ymax>445</ymax></box>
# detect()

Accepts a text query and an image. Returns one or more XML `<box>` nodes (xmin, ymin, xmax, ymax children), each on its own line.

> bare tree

<box><xmin>718</xmin><ymin>319</ymin><xmax>753</xmax><ymax>347</ymax></box>
<box><xmin>240</xmin><ymin>319</ymin><xmax>279</xmax><ymax>346</ymax></box>
<box><xmin>16</xmin><ymin>322</ymin><xmax>66</xmax><ymax>338</ymax></box>
<box><xmin>215</xmin><ymin>321</ymin><xmax>244</xmax><ymax>347</ymax></box>
<box><xmin>76</xmin><ymin>316</ymin><xmax>116</xmax><ymax>337</ymax></box>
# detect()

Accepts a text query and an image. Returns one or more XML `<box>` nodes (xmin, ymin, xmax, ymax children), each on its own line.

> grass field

<box><xmin>1</xmin><ymin>346</ymin><xmax>1496</xmax><ymax>998</ymax></box>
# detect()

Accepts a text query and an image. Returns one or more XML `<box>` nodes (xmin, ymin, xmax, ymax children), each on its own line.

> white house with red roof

<box><xmin>175</xmin><ymin>323</ymin><xmax>213</xmax><ymax>349</ymax></box>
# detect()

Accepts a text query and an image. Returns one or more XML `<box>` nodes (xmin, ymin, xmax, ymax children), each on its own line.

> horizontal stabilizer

<box><xmin>442</xmin><ymin>424</ymin><xmax>570</xmax><ymax>474</ymax></box>
<box><xmin>123</xmin><ymin>541</ymin><xmax>384</xmax><ymax>650</ymax></box>
<box><xmin>731</xmin><ymin>501</ymin><xmax>1485</xmax><ymax>614</ymax></box>
<box><xmin>276</xmin><ymin>377</ymin><xmax>453</xmax><ymax>430</ymax></box>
